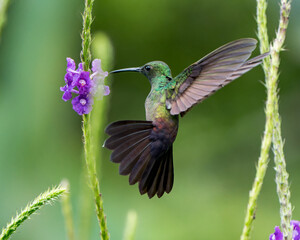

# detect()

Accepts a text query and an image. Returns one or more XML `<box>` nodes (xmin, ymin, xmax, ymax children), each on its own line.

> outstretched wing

<box><xmin>166</xmin><ymin>38</ymin><xmax>267</xmax><ymax>116</ymax></box>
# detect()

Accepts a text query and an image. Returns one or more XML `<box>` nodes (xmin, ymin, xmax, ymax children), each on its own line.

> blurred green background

<box><xmin>0</xmin><ymin>0</ymin><xmax>299</xmax><ymax>239</ymax></box>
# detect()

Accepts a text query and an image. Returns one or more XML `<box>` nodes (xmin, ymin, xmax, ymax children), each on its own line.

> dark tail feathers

<box><xmin>104</xmin><ymin>120</ymin><xmax>174</xmax><ymax>198</ymax></box>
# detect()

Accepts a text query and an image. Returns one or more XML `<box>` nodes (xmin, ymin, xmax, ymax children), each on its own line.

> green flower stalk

<box><xmin>78</xmin><ymin>32</ymin><xmax>114</xmax><ymax>240</ymax></box>
<box><xmin>241</xmin><ymin>0</ymin><xmax>292</xmax><ymax>239</ymax></box>
<box><xmin>240</xmin><ymin>1</ymin><xmax>272</xmax><ymax>238</ymax></box>
<box><xmin>80</xmin><ymin>0</ymin><xmax>109</xmax><ymax>239</ymax></box>
<box><xmin>82</xmin><ymin>114</ymin><xmax>109</xmax><ymax>240</ymax></box>
<box><xmin>80</xmin><ymin>0</ymin><xmax>93</xmax><ymax>72</ymax></box>
<box><xmin>256</xmin><ymin>0</ymin><xmax>271</xmax><ymax>72</ymax></box>
<box><xmin>0</xmin><ymin>185</ymin><xmax>65</xmax><ymax>240</ymax></box>
<box><xmin>270</xmin><ymin>0</ymin><xmax>292</xmax><ymax>239</ymax></box>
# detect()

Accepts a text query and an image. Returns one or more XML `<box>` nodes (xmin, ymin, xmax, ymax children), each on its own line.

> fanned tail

<box><xmin>104</xmin><ymin>120</ymin><xmax>174</xmax><ymax>198</ymax></box>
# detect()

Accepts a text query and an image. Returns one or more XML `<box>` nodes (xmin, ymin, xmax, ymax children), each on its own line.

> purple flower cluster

<box><xmin>61</xmin><ymin>58</ymin><xmax>109</xmax><ymax>115</ymax></box>
<box><xmin>270</xmin><ymin>221</ymin><xmax>300</xmax><ymax>240</ymax></box>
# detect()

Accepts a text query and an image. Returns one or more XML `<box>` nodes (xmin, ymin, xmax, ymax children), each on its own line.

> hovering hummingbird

<box><xmin>104</xmin><ymin>38</ymin><xmax>268</xmax><ymax>199</ymax></box>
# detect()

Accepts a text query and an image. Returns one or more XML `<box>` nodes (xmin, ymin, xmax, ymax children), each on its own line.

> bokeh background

<box><xmin>0</xmin><ymin>0</ymin><xmax>299</xmax><ymax>239</ymax></box>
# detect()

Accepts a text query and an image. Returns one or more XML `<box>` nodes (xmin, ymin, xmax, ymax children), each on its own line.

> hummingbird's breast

<box><xmin>145</xmin><ymin>88</ymin><xmax>178</xmax><ymax>126</ymax></box>
<box><xmin>145</xmin><ymin>89</ymin><xmax>179</xmax><ymax>147</ymax></box>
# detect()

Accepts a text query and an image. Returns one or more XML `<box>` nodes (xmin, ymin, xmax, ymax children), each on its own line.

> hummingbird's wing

<box><xmin>166</xmin><ymin>38</ymin><xmax>268</xmax><ymax>116</ymax></box>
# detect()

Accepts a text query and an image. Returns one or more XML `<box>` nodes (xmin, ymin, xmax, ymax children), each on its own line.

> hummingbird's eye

<box><xmin>144</xmin><ymin>65</ymin><xmax>151</xmax><ymax>71</ymax></box>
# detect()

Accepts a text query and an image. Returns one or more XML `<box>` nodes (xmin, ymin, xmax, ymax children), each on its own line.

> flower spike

<box><xmin>60</xmin><ymin>58</ymin><xmax>109</xmax><ymax>115</ymax></box>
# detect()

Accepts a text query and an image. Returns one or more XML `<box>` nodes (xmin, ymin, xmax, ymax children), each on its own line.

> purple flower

<box><xmin>66</xmin><ymin>57</ymin><xmax>76</xmax><ymax>70</ymax></box>
<box><xmin>292</xmin><ymin>221</ymin><xmax>300</xmax><ymax>240</ymax></box>
<box><xmin>61</xmin><ymin>85</ymin><xmax>73</xmax><ymax>101</ymax></box>
<box><xmin>61</xmin><ymin>58</ymin><xmax>109</xmax><ymax>115</ymax></box>
<box><xmin>60</xmin><ymin>58</ymin><xmax>82</xmax><ymax>101</ymax></box>
<box><xmin>76</xmin><ymin>71</ymin><xmax>93</xmax><ymax>95</ymax></box>
<box><xmin>270</xmin><ymin>226</ymin><xmax>283</xmax><ymax>240</ymax></box>
<box><xmin>60</xmin><ymin>73</ymin><xmax>76</xmax><ymax>101</ymax></box>
<box><xmin>90</xmin><ymin>59</ymin><xmax>110</xmax><ymax>98</ymax></box>
<box><xmin>269</xmin><ymin>221</ymin><xmax>300</xmax><ymax>240</ymax></box>
<box><xmin>72</xmin><ymin>95</ymin><xmax>94</xmax><ymax>115</ymax></box>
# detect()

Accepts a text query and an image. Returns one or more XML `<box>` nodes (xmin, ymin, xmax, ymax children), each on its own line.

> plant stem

<box><xmin>80</xmin><ymin>0</ymin><xmax>93</xmax><ymax>72</ymax></box>
<box><xmin>271</xmin><ymin>1</ymin><xmax>292</xmax><ymax>239</ymax></box>
<box><xmin>240</xmin><ymin>1</ymin><xmax>271</xmax><ymax>239</ymax></box>
<box><xmin>79</xmin><ymin>32</ymin><xmax>114</xmax><ymax>240</ymax></box>
<box><xmin>82</xmin><ymin>114</ymin><xmax>109</xmax><ymax>240</ymax></box>
<box><xmin>241</xmin><ymin>0</ymin><xmax>292</xmax><ymax>239</ymax></box>
<box><xmin>256</xmin><ymin>0</ymin><xmax>270</xmax><ymax>74</ymax></box>
<box><xmin>0</xmin><ymin>185</ymin><xmax>65</xmax><ymax>240</ymax></box>
<box><xmin>79</xmin><ymin>0</ymin><xmax>110</xmax><ymax>238</ymax></box>
<box><xmin>80</xmin><ymin>0</ymin><xmax>109</xmax><ymax>239</ymax></box>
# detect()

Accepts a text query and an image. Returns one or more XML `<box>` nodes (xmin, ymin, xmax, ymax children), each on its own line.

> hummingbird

<box><xmin>104</xmin><ymin>38</ymin><xmax>268</xmax><ymax>199</ymax></box>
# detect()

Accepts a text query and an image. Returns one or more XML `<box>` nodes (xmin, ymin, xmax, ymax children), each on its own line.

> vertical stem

<box><xmin>256</xmin><ymin>0</ymin><xmax>270</xmax><ymax>75</ymax></box>
<box><xmin>82</xmin><ymin>114</ymin><xmax>109</xmax><ymax>240</ymax></box>
<box><xmin>80</xmin><ymin>0</ymin><xmax>93</xmax><ymax>71</ymax></box>
<box><xmin>241</xmin><ymin>0</ymin><xmax>292</xmax><ymax>239</ymax></box>
<box><xmin>271</xmin><ymin>1</ymin><xmax>292</xmax><ymax>239</ymax></box>
<box><xmin>80</xmin><ymin>0</ymin><xmax>109</xmax><ymax>239</ymax></box>
<box><xmin>240</xmin><ymin>1</ymin><xmax>271</xmax><ymax>239</ymax></box>
<box><xmin>79</xmin><ymin>32</ymin><xmax>114</xmax><ymax>240</ymax></box>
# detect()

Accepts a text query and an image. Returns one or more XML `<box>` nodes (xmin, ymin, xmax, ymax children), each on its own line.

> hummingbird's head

<box><xmin>140</xmin><ymin>61</ymin><xmax>172</xmax><ymax>81</ymax></box>
<box><xmin>110</xmin><ymin>61</ymin><xmax>172</xmax><ymax>82</ymax></box>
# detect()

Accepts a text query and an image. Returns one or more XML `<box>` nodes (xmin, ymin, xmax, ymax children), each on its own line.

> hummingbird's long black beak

<box><xmin>110</xmin><ymin>67</ymin><xmax>141</xmax><ymax>74</ymax></box>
